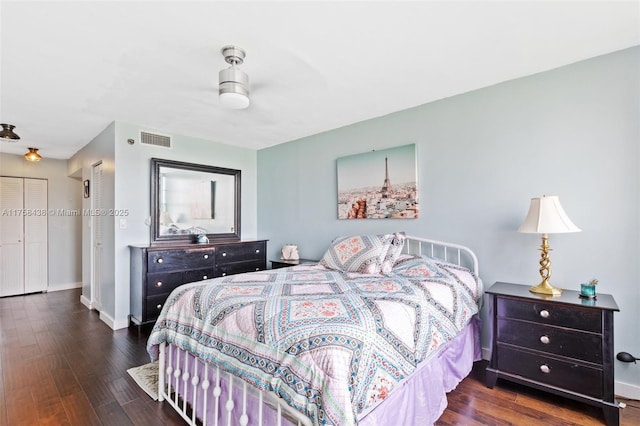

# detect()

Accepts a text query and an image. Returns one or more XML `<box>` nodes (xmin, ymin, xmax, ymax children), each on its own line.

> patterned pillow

<box><xmin>320</xmin><ymin>234</ymin><xmax>394</xmax><ymax>274</ymax></box>
<box><xmin>381</xmin><ymin>232</ymin><xmax>406</xmax><ymax>274</ymax></box>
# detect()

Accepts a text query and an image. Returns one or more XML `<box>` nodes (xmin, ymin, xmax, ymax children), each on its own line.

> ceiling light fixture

<box><xmin>219</xmin><ymin>45</ymin><xmax>250</xmax><ymax>109</ymax></box>
<box><xmin>24</xmin><ymin>147</ymin><xmax>42</xmax><ymax>162</ymax></box>
<box><xmin>0</xmin><ymin>123</ymin><xmax>21</xmax><ymax>141</ymax></box>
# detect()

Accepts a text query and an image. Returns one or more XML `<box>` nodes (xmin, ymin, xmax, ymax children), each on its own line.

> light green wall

<box><xmin>257</xmin><ymin>46</ymin><xmax>640</xmax><ymax>395</ymax></box>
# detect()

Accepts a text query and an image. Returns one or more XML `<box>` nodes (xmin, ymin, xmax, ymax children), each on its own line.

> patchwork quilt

<box><xmin>147</xmin><ymin>255</ymin><xmax>482</xmax><ymax>426</ymax></box>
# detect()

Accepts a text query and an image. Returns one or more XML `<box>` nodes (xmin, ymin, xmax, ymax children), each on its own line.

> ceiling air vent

<box><xmin>140</xmin><ymin>131</ymin><xmax>171</xmax><ymax>148</ymax></box>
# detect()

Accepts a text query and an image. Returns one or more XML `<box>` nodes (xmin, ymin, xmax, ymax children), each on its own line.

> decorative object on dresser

<box><xmin>270</xmin><ymin>258</ymin><xmax>318</xmax><ymax>269</ymax></box>
<box><xmin>580</xmin><ymin>278</ymin><xmax>599</xmax><ymax>299</ymax></box>
<box><xmin>517</xmin><ymin>195</ymin><xmax>581</xmax><ymax>296</ymax></box>
<box><xmin>129</xmin><ymin>240</ymin><xmax>266</xmax><ymax>325</ymax></box>
<box><xmin>280</xmin><ymin>243</ymin><xmax>299</xmax><ymax>260</ymax></box>
<box><xmin>485</xmin><ymin>282</ymin><xmax>620</xmax><ymax>426</ymax></box>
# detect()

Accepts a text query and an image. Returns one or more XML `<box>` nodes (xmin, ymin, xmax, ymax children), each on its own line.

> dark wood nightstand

<box><xmin>485</xmin><ymin>282</ymin><xmax>620</xmax><ymax>426</ymax></box>
<box><xmin>270</xmin><ymin>259</ymin><xmax>318</xmax><ymax>269</ymax></box>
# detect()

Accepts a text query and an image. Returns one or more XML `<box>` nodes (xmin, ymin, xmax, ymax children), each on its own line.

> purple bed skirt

<box><xmin>164</xmin><ymin>316</ymin><xmax>481</xmax><ymax>426</ymax></box>
<box><xmin>359</xmin><ymin>315</ymin><xmax>481</xmax><ymax>425</ymax></box>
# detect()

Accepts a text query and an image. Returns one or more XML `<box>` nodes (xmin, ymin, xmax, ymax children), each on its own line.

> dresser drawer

<box><xmin>146</xmin><ymin>293</ymin><xmax>170</xmax><ymax>322</ymax></box>
<box><xmin>184</xmin><ymin>268</ymin><xmax>215</xmax><ymax>283</ymax></box>
<box><xmin>215</xmin><ymin>259</ymin><xmax>265</xmax><ymax>277</ymax></box>
<box><xmin>498</xmin><ymin>318</ymin><xmax>602</xmax><ymax>364</ymax></box>
<box><xmin>146</xmin><ymin>272</ymin><xmax>185</xmax><ymax>296</ymax></box>
<box><xmin>216</xmin><ymin>241</ymin><xmax>265</xmax><ymax>264</ymax></box>
<box><xmin>497</xmin><ymin>345</ymin><xmax>603</xmax><ymax>399</ymax></box>
<box><xmin>498</xmin><ymin>297</ymin><xmax>602</xmax><ymax>333</ymax></box>
<box><xmin>148</xmin><ymin>248</ymin><xmax>214</xmax><ymax>272</ymax></box>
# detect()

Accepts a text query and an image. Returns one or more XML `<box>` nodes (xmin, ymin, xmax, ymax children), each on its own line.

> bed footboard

<box><xmin>158</xmin><ymin>342</ymin><xmax>312</xmax><ymax>426</ymax></box>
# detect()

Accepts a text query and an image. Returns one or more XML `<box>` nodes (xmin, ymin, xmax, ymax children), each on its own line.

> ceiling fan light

<box><xmin>219</xmin><ymin>68</ymin><xmax>250</xmax><ymax>109</ymax></box>
<box><xmin>219</xmin><ymin>91</ymin><xmax>250</xmax><ymax>109</ymax></box>
<box><xmin>24</xmin><ymin>147</ymin><xmax>42</xmax><ymax>162</ymax></box>
<box><xmin>218</xmin><ymin>46</ymin><xmax>250</xmax><ymax>109</ymax></box>
<box><xmin>0</xmin><ymin>123</ymin><xmax>20</xmax><ymax>141</ymax></box>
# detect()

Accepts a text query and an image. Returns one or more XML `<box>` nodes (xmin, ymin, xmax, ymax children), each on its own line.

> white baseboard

<box><xmin>616</xmin><ymin>380</ymin><xmax>640</xmax><ymax>401</ymax></box>
<box><xmin>482</xmin><ymin>346</ymin><xmax>491</xmax><ymax>361</ymax></box>
<box><xmin>80</xmin><ymin>294</ymin><xmax>93</xmax><ymax>310</ymax></box>
<box><xmin>99</xmin><ymin>310</ymin><xmax>129</xmax><ymax>330</ymax></box>
<box><xmin>47</xmin><ymin>281</ymin><xmax>82</xmax><ymax>292</ymax></box>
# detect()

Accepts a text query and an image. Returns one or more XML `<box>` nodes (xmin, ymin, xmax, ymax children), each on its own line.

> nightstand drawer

<box><xmin>498</xmin><ymin>319</ymin><xmax>602</xmax><ymax>364</ymax></box>
<box><xmin>497</xmin><ymin>345</ymin><xmax>603</xmax><ymax>399</ymax></box>
<box><xmin>498</xmin><ymin>297</ymin><xmax>602</xmax><ymax>333</ymax></box>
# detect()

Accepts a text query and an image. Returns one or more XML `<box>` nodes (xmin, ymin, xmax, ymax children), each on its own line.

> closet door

<box><xmin>0</xmin><ymin>177</ymin><xmax>25</xmax><ymax>297</ymax></box>
<box><xmin>23</xmin><ymin>179</ymin><xmax>48</xmax><ymax>293</ymax></box>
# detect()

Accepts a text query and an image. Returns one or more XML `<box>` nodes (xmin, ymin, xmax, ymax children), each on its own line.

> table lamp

<box><xmin>517</xmin><ymin>195</ymin><xmax>581</xmax><ymax>296</ymax></box>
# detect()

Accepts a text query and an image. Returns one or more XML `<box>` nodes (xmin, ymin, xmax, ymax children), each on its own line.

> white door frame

<box><xmin>90</xmin><ymin>161</ymin><xmax>103</xmax><ymax>311</ymax></box>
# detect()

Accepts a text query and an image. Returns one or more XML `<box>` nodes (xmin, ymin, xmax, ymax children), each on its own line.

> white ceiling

<box><xmin>1</xmin><ymin>1</ymin><xmax>639</xmax><ymax>160</ymax></box>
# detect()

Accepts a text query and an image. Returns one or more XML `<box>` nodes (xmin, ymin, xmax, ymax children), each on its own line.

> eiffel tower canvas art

<box><xmin>337</xmin><ymin>144</ymin><xmax>418</xmax><ymax>219</ymax></box>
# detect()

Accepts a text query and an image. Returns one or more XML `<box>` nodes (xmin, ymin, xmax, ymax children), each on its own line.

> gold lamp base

<box><xmin>529</xmin><ymin>279</ymin><xmax>562</xmax><ymax>296</ymax></box>
<box><xmin>528</xmin><ymin>234</ymin><xmax>562</xmax><ymax>296</ymax></box>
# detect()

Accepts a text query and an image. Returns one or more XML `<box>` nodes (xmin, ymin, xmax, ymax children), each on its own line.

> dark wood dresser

<box><xmin>129</xmin><ymin>240</ymin><xmax>267</xmax><ymax>325</ymax></box>
<box><xmin>485</xmin><ymin>282</ymin><xmax>620</xmax><ymax>426</ymax></box>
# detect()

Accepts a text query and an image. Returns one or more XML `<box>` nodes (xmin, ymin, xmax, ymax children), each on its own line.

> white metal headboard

<box><xmin>404</xmin><ymin>236</ymin><xmax>479</xmax><ymax>276</ymax></box>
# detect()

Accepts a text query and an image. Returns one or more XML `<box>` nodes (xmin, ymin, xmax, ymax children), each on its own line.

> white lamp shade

<box><xmin>518</xmin><ymin>195</ymin><xmax>581</xmax><ymax>234</ymax></box>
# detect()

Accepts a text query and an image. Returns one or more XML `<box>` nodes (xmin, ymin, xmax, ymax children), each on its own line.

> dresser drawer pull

<box><xmin>539</xmin><ymin>335</ymin><xmax>550</xmax><ymax>344</ymax></box>
<box><xmin>222</xmin><ymin>272</ymin><xmax>227</xmax><ymax>276</ymax></box>
<box><xmin>255</xmin><ymin>267</ymin><xmax>260</xmax><ymax>271</ymax></box>
<box><xmin>539</xmin><ymin>310</ymin><xmax>550</xmax><ymax>318</ymax></box>
<box><xmin>157</xmin><ymin>258</ymin><xmax>163</xmax><ymax>264</ymax></box>
<box><xmin>155</xmin><ymin>281</ymin><xmax>163</xmax><ymax>287</ymax></box>
<box><xmin>222</xmin><ymin>252</ymin><xmax>227</xmax><ymax>257</ymax></box>
<box><xmin>156</xmin><ymin>304</ymin><xmax>163</xmax><ymax>310</ymax></box>
<box><xmin>539</xmin><ymin>364</ymin><xmax>551</xmax><ymax>374</ymax></box>
<box><xmin>202</xmin><ymin>275</ymin><xmax>208</xmax><ymax>280</ymax></box>
<box><xmin>203</xmin><ymin>254</ymin><xmax>209</xmax><ymax>259</ymax></box>
<box><xmin>255</xmin><ymin>249</ymin><xmax>260</xmax><ymax>254</ymax></box>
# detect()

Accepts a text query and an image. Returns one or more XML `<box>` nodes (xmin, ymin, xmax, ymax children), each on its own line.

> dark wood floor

<box><xmin>1</xmin><ymin>289</ymin><xmax>639</xmax><ymax>426</ymax></box>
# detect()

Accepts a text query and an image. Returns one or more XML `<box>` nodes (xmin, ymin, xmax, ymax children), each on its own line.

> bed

<box><xmin>147</xmin><ymin>234</ymin><xmax>482</xmax><ymax>426</ymax></box>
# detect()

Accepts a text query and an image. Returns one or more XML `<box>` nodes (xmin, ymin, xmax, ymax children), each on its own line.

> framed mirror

<box><xmin>151</xmin><ymin>158</ymin><xmax>241</xmax><ymax>244</ymax></box>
